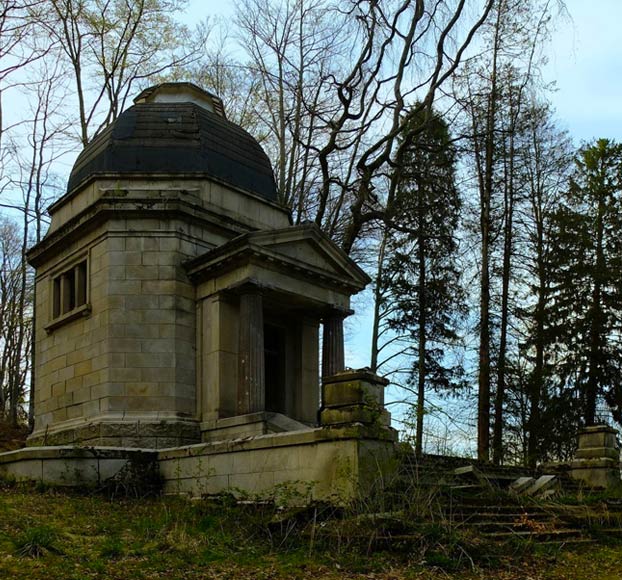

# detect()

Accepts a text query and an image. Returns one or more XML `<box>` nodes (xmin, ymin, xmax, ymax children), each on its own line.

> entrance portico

<box><xmin>185</xmin><ymin>223</ymin><xmax>370</xmax><ymax>441</ymax></box>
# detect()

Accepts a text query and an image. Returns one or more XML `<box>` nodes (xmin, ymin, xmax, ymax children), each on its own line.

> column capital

<box><xmin>321</xmin><ymin>307</ymin><xmax>352</xmax><ymax>322</ymax></box>
<box><xmin>234</xmin><ymin>279</ymin><xmax>265</xmax><ymax>296</ymax></box>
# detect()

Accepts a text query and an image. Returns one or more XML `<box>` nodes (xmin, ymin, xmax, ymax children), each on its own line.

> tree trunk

<box><xmin>415</xmin><ymin>216</ymin><xmax>426</xmax><ymax>457</ymax></box>
<box><xmin>586</xmin><ymin>186</ymin><xmax>606</xmax><ymax>426</ymax></box>
<box><xmin>492</xmin><ymin>129</ymin><xmax>516</xmax><ymax>465</ymax></box>
<box><xmin>370</xmin><ymin>232</ymin><xmax>388</xmax><ymax>373</ymax></box>
<box><xmin>527</xmin><ymin>206</ymin><xmax>546</xmax><ymax>465</ymax></box>
<box><xmin>477</xmin><ymin>2</ymin><xmax>502</xmax><ymax>464</ymax></box>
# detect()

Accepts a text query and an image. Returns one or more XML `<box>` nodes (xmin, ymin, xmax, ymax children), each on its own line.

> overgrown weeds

<box><xmin>13</xmin><ymin>525</ymin><xmax>61</xmax><ymax>558</ymax></box>
<box><xmin>1</xmin><ymin>471</ymin><xmax>621</xmax><ymax>579</ymax></box>
<box><xmin>0</xmin><ymin>421</ymin><xmax>28</xmax><ymax>452</ymax></box>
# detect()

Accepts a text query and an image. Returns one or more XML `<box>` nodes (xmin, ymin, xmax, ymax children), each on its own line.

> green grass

<box><xmin>0</xmin><ymin>485</ymin><xmax>621</xmax><ymax>579</ymax></box>
<box><xmin>13</xmin><ymin>525</ymin><xmax>61</xmax><ymax>558</ymax></box>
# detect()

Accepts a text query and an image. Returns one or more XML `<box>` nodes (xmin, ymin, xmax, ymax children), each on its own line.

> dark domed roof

<box><xmin>66</xmin><ymin>85</ymin><xmax>277</xmax><ymax>201</ymax></box>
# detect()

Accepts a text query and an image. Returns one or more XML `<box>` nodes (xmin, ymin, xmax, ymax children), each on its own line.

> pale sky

<box><xmin>184</xmin><ymin>0</ymin><xmax>622</xmax><ymax>145</ymax></box>
<box><xmin>544</xmin><ymin>0</ymin><xmax>622</xmax><ymax>144</ymax></box>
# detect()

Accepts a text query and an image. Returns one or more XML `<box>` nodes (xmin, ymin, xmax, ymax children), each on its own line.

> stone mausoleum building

<box><xmin>1</xmin><ymin>83</ymin><xmax>618</xmax><ymax>495</ymax></box>
<box><xmin>0</xmin><ymin>83</ymin><xmax>396</xmax><ymax>499</ymax></box>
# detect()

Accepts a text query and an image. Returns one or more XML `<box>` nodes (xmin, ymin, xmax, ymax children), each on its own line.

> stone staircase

<box><xmin>388</xmin><ymin>452</ymin><xmax>622</xmax><ymax>547</ymax></box>
<box><xmin>446</xmin><ymin>494</ymin><xmax>591</xmax><ymax>545</ymax></box>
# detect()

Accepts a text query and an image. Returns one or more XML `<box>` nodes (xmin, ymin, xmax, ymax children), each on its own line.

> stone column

<box><xmin>322</xmin><ymin>312</ymin><xmax>345</xmax><ymax>378</ymax></box>
<box><xmin>237</xmin><ymin>290</ymin><xmax>265</xmax><ymax>415</ymax></box>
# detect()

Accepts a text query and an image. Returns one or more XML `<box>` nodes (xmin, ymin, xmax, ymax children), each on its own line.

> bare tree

<box><xmin>182</xmin><ymin>18</ymin><xmax>266</xmax><ymax>139</ymax></box>
<box><xmin>455</xmin><ymin>0</ymin><xmax>564</xmax><ymax>461</ymax></box>
<box><xmin>234</xmin><ymin>0</ymin><xmax>495</xmax><ymax>248</ymax></box>
<box><xmin>30</xmin><ymin>0</ymin><xmax>205</xmax><ymax>146</ymax></box>
<box><xmin>0</xmin><ymin>1</ymin><xmax>55</xmax><ymax>149</ymax></box>
<box><xmin>0</xmin><ymin>216</ymin><xmax>32</xmax><ymax>425</ymax></box>
<box><xmin>235</xmin><ymin>0</ymin><xmax>343</xmax><ymax>213</ymax></box>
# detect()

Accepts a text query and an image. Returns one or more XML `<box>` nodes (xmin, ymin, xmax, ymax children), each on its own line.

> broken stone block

<box><xmin>510</xmin><ymin>476</ymin><xmax>535</xmax><ymax>493</ymax></box>
<box><xmin>525</xmin><ymin>475</ymin><xmax>557</xmax><ymax>496</ymax></box>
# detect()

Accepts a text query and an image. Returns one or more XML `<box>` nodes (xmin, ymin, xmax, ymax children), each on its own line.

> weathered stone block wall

<box><xmin>33</xmin><ymin>229</ymin><xmax>112</xmax><ymax>440</ymax></box>
<box><xmin>0</xmin><ymin>447</ymin><xmax>159</xmax><ymax>492</ymax></box>
<box><xmin>158</xmin><ymin>428</ymin><xmax>396</xmax><ymax>502</ymax></box>
<box><xmin>98</xmin><ymin>230</ymin><xmax>197</xmax><ymax>420</ymax></box>
<box><xmin>30</xmin><ymin>201</ymin><xmax>232</xmax><ymax>447</ymax></box>
<box><xmin>3</xmin><ymin>428</ymin><xmax>397</xmax><ymax>503</ymax></box>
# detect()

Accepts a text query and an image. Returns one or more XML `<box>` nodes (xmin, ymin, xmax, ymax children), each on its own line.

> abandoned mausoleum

<box><xmin>0</xmin><ymin>83</ymin><xmax>397</xmax><ymax>499</ymax></box>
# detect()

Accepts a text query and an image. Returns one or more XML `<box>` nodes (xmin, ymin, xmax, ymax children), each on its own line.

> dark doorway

<box><xmin>264</xmin><ymin>323</ymin><xmax>287</xmax><ymax>414</ymax></box>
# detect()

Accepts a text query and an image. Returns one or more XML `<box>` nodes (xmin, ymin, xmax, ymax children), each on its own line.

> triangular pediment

<box><xmin>185</xmin><ymin>224</ymin><xmax>370</xmax><ymax>294</ymax></box>
<box><xmin>257</xmin><ymin>236</ymin><xmax>341</xmax><ymax>275</ymax></box>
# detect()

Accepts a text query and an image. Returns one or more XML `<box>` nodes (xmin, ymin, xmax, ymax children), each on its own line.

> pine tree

<box><xmin>519</xmin><ymin>103</ymin><xmax>573</xmax><ymax>465</ymax></box>
<box><xmin>380</xmin><ymin>108</ymin><xmax>465</xmax><ymax>456</ymax></box>
<box><xmin>547</xmin><ymin>139</ymin><xmax>622</xmax><ymax>427</ymax></box>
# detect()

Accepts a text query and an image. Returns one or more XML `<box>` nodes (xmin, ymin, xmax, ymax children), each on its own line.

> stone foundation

<box><xmin>160</xmin><ymin>426</ymin><xmax>396</xmax><ymax>501</ymax></box>
<box><xmin>0</xmin><ymin>446</ymin><xmax>158</xmax><ymax>489</ymax></box>
<box><xmin>27</xmin><ymin>418</ymin><xmax>201</xmax><ymax>449</ymax></box>
<box><xmin>1</xmin><ymin>426</ymin><xmax>397</xmax><ymax>503</ymax></box>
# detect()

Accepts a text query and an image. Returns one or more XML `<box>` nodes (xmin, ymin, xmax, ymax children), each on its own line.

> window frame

<box><xmin>45</xmin><ymin>255</ymin><xmax>91</xmax><ymax>333</ymax></box>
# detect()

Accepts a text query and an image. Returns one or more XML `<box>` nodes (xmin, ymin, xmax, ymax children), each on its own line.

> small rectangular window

<box><xmin>52</xmin><ymin>259</ymin><xmax>88</xmax><ymax>318</ymax></box>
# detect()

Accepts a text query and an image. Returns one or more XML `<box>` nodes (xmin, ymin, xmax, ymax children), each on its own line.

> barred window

<box><xmin>52</xmin><ymin>260</ymin><xmax>88</xmax><ymax>319</ymax></box>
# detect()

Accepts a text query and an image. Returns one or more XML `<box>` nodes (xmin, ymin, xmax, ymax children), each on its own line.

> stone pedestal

<box><xmin>571</xmin><ymin>425</ymin><xmax>621</xmax><ymax>488</ymax></box>
<box><xmin>320</xmin><ymin>370</ymin><xmax>395</xmax><ymax>439</ymax></box>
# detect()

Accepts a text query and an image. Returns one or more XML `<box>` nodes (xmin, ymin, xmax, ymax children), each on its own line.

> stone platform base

<box><xmin>1</xmin><ymin>426</ymin><xmax>397</xmax><ymax>503</ymax></box>
<box><xmin>200</xmin><ymin>411</ymin><xmax>313</xmax><ymax>442</ymax></box>
<box><xmin>0</xmin><ymin>446</ymin><xmax>158</xmax><ymax>488</ymax></box>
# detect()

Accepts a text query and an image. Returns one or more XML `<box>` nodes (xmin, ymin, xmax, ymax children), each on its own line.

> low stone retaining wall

<box><xmin>0</xmin><ymin>427</ymin><xmax>397</xmax><ymax>502</ymax></box>
<box><xmin>159</xmin><ymin>427</ymin><xmax>395</xmax><ymax>501</ymax></box>
<box><xmin>0</xmin><ymin>446</ymin><xmax>158</xmax><ymax>488</ymax></box>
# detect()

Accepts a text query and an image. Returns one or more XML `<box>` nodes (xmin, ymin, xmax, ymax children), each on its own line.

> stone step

<box><xmin>593</xmin><ymin>527</ymin><xmax>622</xmax><ymax>536</ymax></box>
<box><xmin>449</xmin><ymin>503</ymin><xmax>550</xmax><ymax>513</ymax></box>
<box><xmin>524</xmin><ymin>475</ymin><xmax>558</xmax><ymax>496</ymax></box>
<box><xmin>446</xmin><ymin>484</ymin><xmax>484</xmax><ymax>492</ymax></box>
<box><xmin>457</xmin><ymin>520</ymin><xmax>560</xmax><ymax>533</ymax></box>
<box><xmin>481</xmin><ymin>528</ymin><xmax>585</xmax><ymax>542</ymax></box>
<box><xmin>509</xmin><ymin>476</ymin><xmax>535</xmax><ymax>493</ymax></box>
<box><xmin>447</xmin><ymin>501</ymin><xmax>539</xmax><ymax>512</ymax></box>
<box><xmin>539</xmin><ymin>537</ymin><xmax>595</xmax><ymax>546</ymax></box>
<box><xmin>451</xmin><ymin>512</ymin><xmax>557</xmax><ymax>524</ymax></box>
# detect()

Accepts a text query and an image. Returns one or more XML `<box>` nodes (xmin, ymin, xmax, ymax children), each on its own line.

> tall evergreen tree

<box><xmin>379</xmin><ymin>108</ymin><xmax>465</xmax><ymax>456</ymax></box>
<box><xmin>547</xmin><ymin>139</ymin><xmax>622</xmax><ymax>427</ymax></box>
<box><xmin>518</xmin><ymin>102</ymin><xmax>573</xmax><ymax>465</ymax></box>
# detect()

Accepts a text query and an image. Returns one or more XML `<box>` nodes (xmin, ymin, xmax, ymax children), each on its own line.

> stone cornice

<box><xmin>49</xmin><ymin>172</ymin><xmax>292</xmax><ymax>217</ymax></box>
<box><xmin>27</xmin><ymin>196</ymin><xmax>251</xmax><ymax>268</ymax></box>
